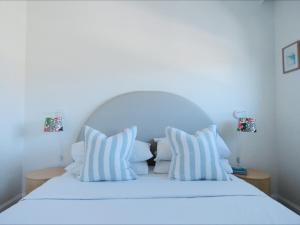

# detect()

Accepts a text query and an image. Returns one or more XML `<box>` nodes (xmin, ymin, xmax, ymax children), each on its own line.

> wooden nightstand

<box><xmin>26</xmin><ymin>167</ymin><xmax>65</xmax><ymax>194</ymax></box>
<box><xmin>235</xmin><ymin>169</ymin><xmax>271</xmax><ymax>195</ymax></box>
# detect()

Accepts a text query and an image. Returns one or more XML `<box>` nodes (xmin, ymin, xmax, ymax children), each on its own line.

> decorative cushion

<box><xmin>153</xmin><ymin>159</ymin><xmax>233</xmax><ymax>175</ymax></box>
<box><xmin>155</xmin><ymin>125</ymin><xmax>231</xmax><ymax>161</ymax></box>
<box><xmin>71</xmin><ymin>140</ymin><xmax>152</xmax><ymax>164</ymax></box>
<box><xmin>220</xmin><ymin>159</ymin><xmax>233</xmax><ymax>174</ymax></box>
<box><xmin>166</xmin><ymin>127</ymin><xmax>229</xmax><ymax>181</ymax></box>
<box><xmin>196</xmin><ymin>125</ymin><xmax>231</xmax><ymax>158</ymax></box>
<box><xmin>80</xmin><ymin>126</ymin><xmax>137</xmax><ymax>182</ymax></box>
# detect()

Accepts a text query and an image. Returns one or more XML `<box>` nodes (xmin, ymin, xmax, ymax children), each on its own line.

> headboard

<box><xmin>78</xmin><ymin>91</ymin><xmax>213</xmax><ymax>142</ymax></box>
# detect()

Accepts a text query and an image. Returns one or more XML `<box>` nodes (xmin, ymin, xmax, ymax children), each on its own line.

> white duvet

<box><xmin>0</xmin><ymin>173</ymin><xmax>299</xmax><ymax>225</ymax></box>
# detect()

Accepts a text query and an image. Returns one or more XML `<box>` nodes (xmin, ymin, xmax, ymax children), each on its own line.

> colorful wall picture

<box><xmin>44</xmin><ymin>116</ymin><xmax>63</xmax><ymax>132</ymax></box>
<box><xmin>282</xmin><ymin>41</ymin><xmax>300</xmax><ymax>74</ymax></box>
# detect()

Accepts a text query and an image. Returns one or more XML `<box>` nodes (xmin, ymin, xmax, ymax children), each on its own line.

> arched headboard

<box><xmin>78</xmin><ymin>91</ymin><xmax>213</xmax><ymax>141</ymax></box>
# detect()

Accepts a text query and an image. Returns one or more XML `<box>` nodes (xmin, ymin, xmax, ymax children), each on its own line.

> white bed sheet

<box><xmin>0</xmin><ymin>173</ymin><xmax>299</xmax><ymax>225</ymax></box>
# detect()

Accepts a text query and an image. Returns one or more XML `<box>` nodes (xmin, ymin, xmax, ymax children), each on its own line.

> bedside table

<box><xmin>235</xmin><ymin>168</ymin><xmax>271</xmax><ymax>195</ymax></box>
<box><xmin>26</xmin><ymin>167</ymin><xmax>65</xmax><ymax>194</ymax></box>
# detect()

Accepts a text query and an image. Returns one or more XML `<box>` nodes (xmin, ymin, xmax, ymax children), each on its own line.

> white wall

<box><xmin>24</xmin><ymin>0</ymin><xmax>277</xmax><ymax>189</ymax></box>
<box><xmin>0</xmin><ymin>2</ymin><xmax>26</xmax><ymax>207</ymax></box>
<box><xmin>274</xmin><ymin>1</ymin><xmax>300</xmax><ymax>208</ymax></box>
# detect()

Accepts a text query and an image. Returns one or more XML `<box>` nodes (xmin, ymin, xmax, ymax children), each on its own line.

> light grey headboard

<box><xmin>78</xmin><ymin>91</ymin><xmax>213</xmax><ymax>141</ymax></box>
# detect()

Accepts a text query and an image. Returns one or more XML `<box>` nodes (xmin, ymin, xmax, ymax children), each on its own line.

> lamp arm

<box><xmin>233</xmin><ymin>110</ymin><xmax>247</xmax><ymax>119</ymax></box>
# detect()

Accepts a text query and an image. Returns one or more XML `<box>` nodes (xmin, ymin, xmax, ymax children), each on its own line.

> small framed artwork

<box><xmin>282</xmin><ymin>41</ymin><xmax>300</xmax><ymax>74</ymax></box>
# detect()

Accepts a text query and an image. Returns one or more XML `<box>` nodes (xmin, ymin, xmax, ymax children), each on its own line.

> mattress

<box><xmin>0</xmin><ymin>172</ymin><xmax>299</xmax><ymax>225</ymax></box>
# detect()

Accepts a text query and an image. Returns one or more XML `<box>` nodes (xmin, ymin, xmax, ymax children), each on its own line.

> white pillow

<box><xmin>131</xmin><ymin>161</ymin><xmax>149</xmax><ymax>175</ymax></box>
<box><xmin>65</xmin><ymin>162</ymin><xmax>83</xmax><ymax>178</ymax></box>
<box><xmin>130</xmin><ymin>140</ymin><xmax>153</xmax><ymax>162</ymax></box>
<box><xmin>153</xmin><ymin>160</ymin><xmax>170</xmax><ymax>174</ymax></box>
<box><xmin>71</xmin><ymin>140</ymin><xmax>152</xmax><ymax>163</ymax></box>
<box><xmin>154</xmin><ymin>138</ymin><xmax>172</xmax><ymax>161</ymax></box>
<box><xmin>155</xmin><ymin>125</ymin><xmax>231</xmax><ymax>161</ymax></box>
<box><xmin>71</xmin><ymin>141</ymin><xmax>85</xmax><ymax>163</ymax></box>
<box><xmin>166</xmin><ymin>127</ymin><xmax>229</xmax><ymax>181</ymax></box>
<box><xmin>153</xmin><ymin>159</ymin><xmax>233</xmax><ymax>174</ymax></box>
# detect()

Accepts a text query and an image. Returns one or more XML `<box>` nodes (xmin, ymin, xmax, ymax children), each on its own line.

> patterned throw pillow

<box><xmin>166</xmin><ymin>127</ymin><xmax>229</xmax><ymax>181</ymax></box>
<box><xmin>80</xmin><ymin>126</ymin><xmax>137</xmax><ymax>182</ymax></box>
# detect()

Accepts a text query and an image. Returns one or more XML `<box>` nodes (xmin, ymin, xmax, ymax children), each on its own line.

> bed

<box><xmin>0</xmin><ymin>91</ymin><xmax>299</xmax><ymax>225</ymax></box>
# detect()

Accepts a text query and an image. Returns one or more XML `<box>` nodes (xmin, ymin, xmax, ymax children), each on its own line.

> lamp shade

<box><xmin>44</xmin><ymin>116</ymin><xmax>63</xmax><ymax>132</ymax></box>
<box><xmin>237</xmin><ymin>117</ymin><xmax>256</xmax><ymax>133</ymax></box>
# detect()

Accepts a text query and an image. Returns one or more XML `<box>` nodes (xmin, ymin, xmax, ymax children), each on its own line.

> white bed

<box><xmin>1</xmin><ymin>91</ymin><xmax>299</xmax><ymax>224</ymax></box>
<box><xmin>0</xmin><ymin>172</ymin><xmax>299</xmax><ymax>225</ymax></box>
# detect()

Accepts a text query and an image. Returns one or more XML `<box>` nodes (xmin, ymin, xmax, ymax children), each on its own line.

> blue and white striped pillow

<box><xmin>80</xmin><ymin>126</ymin><xmax>137</xmax><ymax>182</ymax></box>
<box><xmin>166</xmin><ymin>127</ymin><xmax>229</xmax><ymax>181</ymax></box>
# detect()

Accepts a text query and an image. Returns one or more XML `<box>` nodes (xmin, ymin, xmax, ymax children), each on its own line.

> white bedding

<box><xmin>0</xmin><ymin>173</ymin><xmax>299</xmax><ymax>225</ymax></box>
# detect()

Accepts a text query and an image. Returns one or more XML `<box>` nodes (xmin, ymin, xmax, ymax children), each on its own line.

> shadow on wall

<box><xmin>50</xmin><ymin>1</ymin><xmax>245</xmax><ymax>81</ymax></box>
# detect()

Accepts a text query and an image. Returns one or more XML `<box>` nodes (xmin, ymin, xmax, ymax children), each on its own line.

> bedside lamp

<box><xmin>233</xmin><ymin>112</ymin><xmax>257</xmax><ymax>175</ymax></box>
<box><xmin>237</xmin><ymin>117</ymin><xmax>257</xmax><ymax>133</ymax></box>
<box><xmin>44</xmin><ymin>116</ymin><xmax>63</xmax><ymax>132</ymax></box>
<box><xmin>44</xmin><ymin>115</ymin><xmax>64</xmax><ymax>165</ymax></box>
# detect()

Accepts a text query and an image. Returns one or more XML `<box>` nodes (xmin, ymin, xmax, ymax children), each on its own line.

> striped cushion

<box><xmin>166</xmin><ymin>127</ymin><xmax>229</xmax><ymax>181</ymax></box>
<box><xmin>80</xmin><ymin>126</ymin><xmax>137</xmax><ymax>182</ymax></box>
